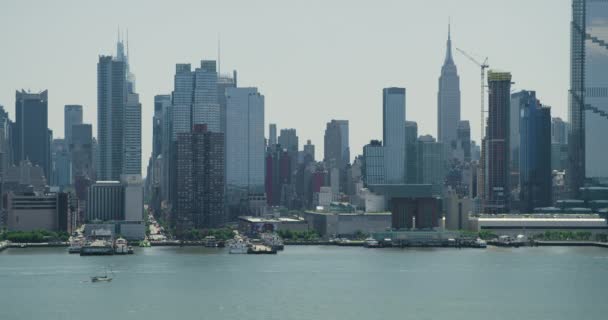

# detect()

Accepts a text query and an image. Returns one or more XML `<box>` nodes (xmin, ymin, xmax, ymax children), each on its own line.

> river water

<box><xmin>1</xmin><ymin>245</ymin><xmax>607</xmax><ymax>320</ymax></box>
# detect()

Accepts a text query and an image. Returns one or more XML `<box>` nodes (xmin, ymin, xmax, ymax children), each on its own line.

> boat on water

<box><xmin>91</xmin><ymin>268</ymin><xmax>113</xmax><ymax>283</ymax></box>
<box><xmin>473</xmin><ymin>238</ymin><xmax>487</xmax><ymax>248</ymax></box>
<box><xmin>139</xmin><ymin>240</ymin><xmax>151</xmax><ymax>248</ymax></box>
<box><xmin>228</xmin><ymin>238</ymin><xmax>249</xmax><ymax>254</ymax></box>
<box><xmin>364</xmin><ymin>237</ymin><xmax>380</xmax><ymax>248</ymax></box>
<box><xmin>203</xmin><ymin>236</ymin><xmax>218</xmax><ymax>248</ymax></box>
<box><xmin>81</xmin><ymin>239</ymin><xmax>114</xmax><ymax>256</ymax></box>
<box><xmin>114</xmin><ymin>237</ymin><xmax>131</xmax><ymax>254</ymax></box>
<box><xmin>247</xmin><ymin>244</ymin><xmax>277</xmax><ymax>254</ymax></box>
<box><xmin>260</xmin><ymin>233</ymin><xmax>284</xmax><ymax>251</ymax></box>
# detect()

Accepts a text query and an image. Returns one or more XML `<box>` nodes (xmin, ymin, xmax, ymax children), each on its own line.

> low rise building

<box><xmin>6</xmin><ymin>192</ymin><xmax>70</xmax><ymax>232</ymax></box>
<box><xmin>238</xmin><ymin>216</ymin><xmax>308</xmax><ymax>235</ymax></box>
<box><xmin>468</xmin><ymin>213</ymin><xmax>608</xmax><ymax>237</ymax></box>
<box><xmin>303</xmin><ymin>209</ymin><xmax>391</xmax><ymax>237</ymax></box>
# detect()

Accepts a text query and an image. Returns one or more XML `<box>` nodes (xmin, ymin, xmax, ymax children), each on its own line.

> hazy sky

<box><xmin>0</xmin><ymin>0</ymin><xmax>570</xmax><ymax>175</ymax></box>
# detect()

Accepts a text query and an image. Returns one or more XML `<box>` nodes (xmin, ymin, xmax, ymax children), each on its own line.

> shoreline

<box><xmin>3</xmin><ymin>240</ymin><xmax>608</xmax><ymax>250</ymax></box>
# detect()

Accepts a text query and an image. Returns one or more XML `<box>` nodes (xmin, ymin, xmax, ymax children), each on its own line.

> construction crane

<box><xmin>455</xmin><ymin>48</ymin><xmax>489</xmax><ymax>142</ymax></box>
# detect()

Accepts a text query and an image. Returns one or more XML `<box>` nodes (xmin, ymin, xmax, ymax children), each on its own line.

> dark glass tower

<box><xmin>14</xmin><ymin>90</ymin><xmax>50</xmax><ymax>179</ymax></box>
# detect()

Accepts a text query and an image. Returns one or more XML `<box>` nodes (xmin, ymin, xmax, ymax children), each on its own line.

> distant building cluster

<box><xmin>1</xmin><ymin>1</ymin><xmax>608</xmax><ymax>240</ymax></box>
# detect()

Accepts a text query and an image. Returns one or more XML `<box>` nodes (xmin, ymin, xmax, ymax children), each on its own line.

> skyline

<box><xmin>0</xmin><ymin>0</ymin><xmax>570</xmax><ymax>175</ymax></box>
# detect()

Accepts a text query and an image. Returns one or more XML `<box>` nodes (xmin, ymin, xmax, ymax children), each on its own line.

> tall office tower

<box><xmin>123</xmin><ymin>93</ymin><xmax>141</xmax><ymax>175</ymax></box>
<box><xmin>551</xmin><ymin>117</ymin><xmax>568</xmax><ymax>145</ymax></box>
<box><xmin>71</xmin><ymin>124</ymin><xmax>93</xmax><ymax>181</ymax></box>
<box><xmin>51</xmin><ymin>139</ymin><xmax>70</xmax><ymax>188</ymax></box>
<box><xmin>226</xmin><ymin>87</ymin><xmax>265</xmax><ymax>193</ymax></box>
<box><xmin>278</xmin><ymin>129</ymin><xmax>299</xmax><ymax>152</ymax></box>
<box><xmin>324</xmin><ymin>120</ymin><xmax>350</xmax><ymax>170</ymax></box>
<box><xmin>14</xmin><ymin>90</ymin><xmax>51</xmax><ymax>179</ymax></box>
<box><xmin>64</xmin><ymin>105</ymin><xmax>83</xmax><ymax>145</ymax></box>
<box><xmin>153</xmin><ymin>95</ymin><xmax>171</xmax><ymax>159</ymax></box>
<box><xmin>218</xmin><ymin>71</ymin><xmax>237</xmax><ymax>134</ymax></box>
<box><xmin>97</xmin><ymin>55</ymin><xmax>126</xmax><ymax>181</ymax></box>
<box><xmin>486</xmin><ymin>71</ymin><xmax>512</xmax><ymax>213</ymax></box>
<box><xmin>405</xmin><ymin>121</ymin><xmax>419</xmax><ymax>183</ymax></box>
<box><xmin>456</xmin><ymin>121</ymin><xmax>471</xmax><ymax>163</ymax></box>
<box><xmin>569</xmin><ymin>0</ymin><xmax>608</xmax><ymax>193</ymax></box>
<box><xmin>417</xmin><ymin>135</ymin><xmax>445</xmax><ymax>190</ymax></box>
<box><xmin>519</xmin><ymin>91</ymin><xmax>552</xmax><ymax>212</ymax></box>
<box><xmin>437</xmin><ymin>24</ymin><xmax>461</xmax><ymax>147</ymax></box>
<box><xmin>86</xmin><ymin>181</ymin><xmax>125</xmax><ymax>221</ymax></box>
<box><xmin>269</xmin><ymin>124</ymin><xmax>277</xmax><ymax>147</ymax></box>
<box><xmin>0</xmin><ymin>105</ymin><xmax>12</xmax><ymax>175</ymax></box>
<box><xmin>175</xmin><ymin>125</ymin><xmax>225</xmax><ymax>232</ymax></box>
<box><xmin>362</xmin><ymin>140</ymin><xmax>385</xmax><ymax>186</ymax></box>
<box><xmin>193</xmin><ymin>60</ymin><xmax>220</xmax><ymax>132</ymax></box>
<box><xmin>382</xmin><ymin>87</ymin><xmax>406</xmax><ymax>183</ymax></box>
<box><xmin>303</xmin><ymin>140</ymin><xmax>315</xmax><ymax>162</ymax></box>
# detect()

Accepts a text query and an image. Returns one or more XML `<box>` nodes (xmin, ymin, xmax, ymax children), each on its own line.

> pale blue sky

<box><xmin>0</xmin><ymin>0</ymin><xmax>570</xmax><ymax>173</ymax></box>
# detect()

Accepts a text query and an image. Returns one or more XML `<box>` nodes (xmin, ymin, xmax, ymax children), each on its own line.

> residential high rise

<box><xmin>362</xmin><ymin>140</ymin><xmax>385</xmax><ymax>186</ymax></box>
<box><xmin>175</xmin><ymin>125</ymin><xmax>225</xmax><ymax>232</ymax></box>
<box><xmin>226</xmin><ymin>87</ymin><xmax>265</xmax><ymax>192</ymax></box>
<box><xmin>64</xmin><ymin>105</ymin><xmax>83</xmax><ymax>145</ymax></box>
<box><xmin>569</xmin><ymin>0</ymin><xmax>608</xmax><ymax>192</ymax></box>
<box><xmin>97</xmin><ymin>55</ymin><xmax>126</xmax><ymax>181</ymax></box>
<box><xmin>510</xmin><ymin>91</ymin><xmax>527</xmax><ymax>174</ymax></box>
<box><xmin>193</xmin><ymin>60</ymin><xmax>220</xmax><ymax>132</ymax></box>
<box><xmin>485</xmin><ymin>71</ymin><xmax>512</xmax><ymax>213</ymax></box>
<box><xmin>519</xmin><ymin>91</ymin><xmax>552</xmax><ymax>212</ymax></box>
<box><xmin>382</xmin><ymin>87</ymin><xmax>406</xmax><ymax>183</ymax></box>
<box><xmin>14</xmin><ymin>90</ymin><xmax>51</xmax><ymax>179</ymax></box>
<box><xmin>437</xmin><ymin>24</ymin><xmax>461</xmax><ymax>147</ymax></box>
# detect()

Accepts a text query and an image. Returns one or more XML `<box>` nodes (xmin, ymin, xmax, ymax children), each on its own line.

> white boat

<box><xmin>114</xmin><ymin>238</ymin><xmax>129</xmax><ymax>254</ymax></box>
<box><xmin>474</xmin><ymin>238</ymin><xmax>487</xmax><ymax>248</ymax></box>
<box><xmin>261</xmin><ymin>233</ymin><xmax>284</xmax><ymax>250</ymax></box>
<box><xmin>91</xmin><ymin>267</ymin><xmax>113</xmax><ymax>283</ymax></box>
<box><xmin>364</xmin><ymin>237</ymin><xmax>380</xmax><ymax>248</ymax></box>
<box><xmin>228</xmin><ymin>238</ymin><xmax>249</xmax><ymax>254</ymax></box>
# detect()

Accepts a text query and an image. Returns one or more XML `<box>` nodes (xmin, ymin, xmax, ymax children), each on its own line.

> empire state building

<box><xmin>437</xmin><ymin>24</ymin><xmax>461</xmax><ymax>147</ymax></box>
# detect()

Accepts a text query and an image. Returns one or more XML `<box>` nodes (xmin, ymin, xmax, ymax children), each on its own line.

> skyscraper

<box><xmin>70</xmin><ymin>123</ymin><xmax>93</xmax><ymax>181</ymax></box>
<box><xmin>226</xmin><ymin>87</ymin><xmax>265</xmax><ymax>192</ymax></box>
<box><xmin>0</xmin><ymin>105</ymin><xmax>13</xmax><ymax>175</ymax></box>
<box><xmin>363</xmin><ymin>140</ymin><xmax>385</xmax><ymax>186</ymax></box>
<box><xmin>551</xmin><ymin>117</ymin><xmax>568</xmax><ymax>145</ymax></box>
<box><xmin>303</xmin><ymin>140</ymin><xmax>315</xmax><ymax>162</ymax></box>
<box><xmin>193</xmin><ymin>60</ymin><xmax>220</xmax><ymax>132</ymax></box>
<box><xmin>382</xmin><ymin>87</ymin><xmax>406</xmax><ymax>184</ymax></box>
<box><xmin>569</xmin><ymin>0</ymin><xmax>608</xmax><ymax>192</ymax></box>
<box><xmin>51</xmin><ymin>139</ymin><xmax>70</xmax><ymax>188</ymax></box>
<box><xmin>64</xmin><ymin>105</ymin><xmax>83</xmax><ymax>145</ymax></box>
<box><xmin>218</xmin><ymin>71</ymin><xmax>237</xmax><ymax>134</ymax></box>
<box><xmin>405</xmin><ymin>121</ymin><xmax>418</xmax><ymax>184</ymax></box>
<box><xmin>519</xmin><ymin>91</ymin><xmax>552</xmax><ymax>212</ymax></box>
<box><xmin>14</xmin><ymin>90</ymin><xmax>51</xmax><ymax>179</ymax></box>
<box><xmin>153</xmin><ymin>95</ymin><xmax>171</xmax><ymax>159</ymax></box>
<box><xmin>485</xmin><ymin>71</ymin><xmax>512</xmax><ymax>213</ymax></box>
<box><xmin>437</xmin><ymin>24</ymin><xmax>461</xmax><ymax>147</ymax></box>
<box><xmin>97</xmin><ymin>55</ymin><xmax>126</xmax><ymax>181</ymax></box>
<box><xmin>278</xmin><ymin>128</ymin><xmax>299</xmax><ymax>152</ymax></box>
<box><xmin>324</xmin><ymin>120</ymin><xmax>350</xmax><ymax>170</ymax></box>
<box><xmin>269</xmin><ymin>124</ymin><xmax>277</xmax><ymax>147</ymax></box>
<box><xmin>417</xmin><ymin>135</ymin><xmax>445</xmax><ymax>192</ymax></box>
<box><xmin>123</xmin><ymin>93</ymin><xmax>141</xmax><ymax>175</ymax></box>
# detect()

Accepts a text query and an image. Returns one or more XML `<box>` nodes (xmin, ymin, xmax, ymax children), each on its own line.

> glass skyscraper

<box><xmin>569</xmin><ymin>0</ymin><xmax>608</xmax><ymax>192</ymax></box>
<box><xmin>382</xmin><ymin>87</ymin><xmax>406</xmax><ymax>184</ymax></box>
